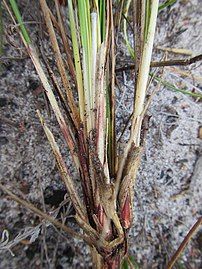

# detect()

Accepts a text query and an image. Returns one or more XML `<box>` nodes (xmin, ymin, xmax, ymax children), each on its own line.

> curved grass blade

<box><xmin>158</xmin><ymin>0</ymin><xmax>177</xmax><ymax>12</ymax></box>
<box><xmin>123</xmin><ymin>0</ymin><xmax>134</xmax><ymax>58</ymax></box>
<box><xmin>154</xmin><ymin>75</ymin><xmax>202</xmax><ymax>99</ymax></box>
<box><xmin>9</xmin><ymin>0</ymin><xmax>31</xmax><ymax>43</ymax></box>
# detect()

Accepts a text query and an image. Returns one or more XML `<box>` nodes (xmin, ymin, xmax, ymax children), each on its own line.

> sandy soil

<box><xmin>0</xmin><ymin>0</ymin><xmax>201</xmax><ymax>268</ymax></box>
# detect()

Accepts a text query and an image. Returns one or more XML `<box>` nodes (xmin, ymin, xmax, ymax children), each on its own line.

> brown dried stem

<box><xmin>39</xmin><ymin>0</ymin><xmax>80</xmax><ymax>127</ymax></box>
<box><xmin>116</xmin><ymin>54</ymin><xmax>202</xmax><ymax>72</ymax></box>
<box><xmin>54</xmin><ymin>0</ymin><xmax>76</xmax><ymax>83</ymax></box>
<box><xmin>166</xmin><ymin>217</ymin><xmax>202</xmax><ymax>269</ymax></box>
<box><xmin>0</xmin><ymin>183</ymin><xmax>93</xmax><ymax>246</ymax></box>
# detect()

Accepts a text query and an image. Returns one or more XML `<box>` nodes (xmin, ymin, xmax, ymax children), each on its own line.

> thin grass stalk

<box><xmin>9</xmin><ymin>0</ymin><xmax>31</xmax><ymax>43</ymax></box>
<box><xmin>91</xmin><ymin>11</ymin><xmax>97</xmax><ymax>126</ymax></box>
<box><xmin>123</xmin><ymin>0</ymin><xmax>135</xmax><ymax>58</ymax></box>
<box><xmin>118</xmin><ymin>0</ymin><xmax>159</xmax><ymax>176</ymax></box>
<box><xmin>132</xmin><ymin>0</ymin><xmax>159</xmax><ymax>145</ymax></box>
<box><xmin>54</xmin><ymin>0</ymin><xmax>76</xmax><ymax>84</ymax></box>
<box><xmin>68</xmin><ymin>0</ymin><xmax>85</xmax><ymax>123</ymax></box>
<box><xmin>166</xmin><ymin>217</ymin><xmax>202</xmax><ymax>269</ymax></box>
<box><xmin>0</xmin><ymin>1</ymin><xmax>4</xmax><ymax>67</ymax></box>
<box><xmin>94</xmin><ymin>0</ymin><xmax>101</xmax><ymax>46</ymax></box>
<box><xmin>133</xmin><ymin>0</ymin><xmax>143</xmax><ymax>75</ymax></box>
<box><xmin>154</xmin><ymin>75</ymin><xmax>202</xmax><ymax>99</ymax></box>
<box><xmin>39</xmin><ymin>0</ymin><xmax>80</xmax><ymax>128</ymax></box>
<box><xmin>158</xmin><ymin>0</ymin><xmax>176</xmax><ymax>11</ymax></box>
<box><xmin>28</xmin><ymin>45</ymin><xmax>80</xmax><ymax>170</ymax></box>
<box><xmin>122</xmin><ymin>1</ymin><xmax>197</xmax><ymax>102</ymax></box>
<box><xmin>144</xmin><ymin>0</ymin><xmax>151</xmax><ymax>40</ymax></box>
<box><xmin>98</xmin><ymin>0</ymin><xmax>106</xmax><ymax>42</ymax></box>
<box><xmin>6</xmin><ymin>0</ymin><xmax>80</xmax><ymax>170</ymax></box>
<box><xmin>115</xmin><ymin>0</ymin><xmax>159</xmax><ymax>225</ymax></box>
<box><xmin>91</xmin><ymin>6</ymin><xmax>115</xmax><ymax>264</ymax></box>
<box><xmin>0</xmin><ymin>183</ymin><xmax>93</xmax><ymax>245</ymax></box>
<box><xmin>49</xmin><ymin>7</ymin><xmax>63</xmax><ymax>33</ymax></box>
<box><xmin>37</xmin><ymin>110</ymin><xmax>85</xmax><ymax>219</ymax></box>
<box><xmin>78</xmin><ymin>0</ymin><xmax>93</xmax><ymax>133</ymax></box>
<box><xmin>41</xmin><ymin>54</ymin><xmax>68</xmax><ymax>109</ymax></box>
<box><xmin>108</xmin><ymin>0</ymin><xmax>116</xmax><ymax>178</ymax></box>
<box><xmin>114</xmin><ymin>0</ymin><xmax>125</xmax><ymax>31</ymax></box>
<box><xmin>95</xmin><ymin>43</ymin><xmax>107</xmax><ymax>166</ymax></box>
<box><xmin>0</xmin><ymin>182</ymin><xmax>122</xmax><ymax>256</ymax></box>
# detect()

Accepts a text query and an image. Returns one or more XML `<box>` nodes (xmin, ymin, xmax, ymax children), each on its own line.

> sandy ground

<box><xmin>0</xmin><ymin>0</ymin><xmax>202</xmax><ymax>268</ymax></box>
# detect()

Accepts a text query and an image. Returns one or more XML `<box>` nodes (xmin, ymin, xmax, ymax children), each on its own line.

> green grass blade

<box><xmin>9</xmin><ymin>0</ymin><xmax>31</xmax><ymax>44</ymax></box>
<box><xmin>99</xmin><ymin>0</ymin><xmax>106</xmax><ymax>42</ymax></box>
<box><xmin>121</xmin><ymin>256</ymin><xmax>140</xmax><ymax>269</ymax></box>
<box><xmin>78</xmin><ymin>0</ymin><xmax>92</xmax><ymax>122</ymax></box>
<box><xmin>144</xmin><ymin>0</ymin><xmax>151</xmax><ymax>40</ymax></box>
<box><xmin>123</xmin><ymin>0</ymin><xmax>135</xmax><ymax>58</ymax></box>
<box><xmin>158</xmin><ymin>0</ymin><xmax>177</xmax><ymax>12</ymax></box>
<box><xmin>154</xmin><ymin>75</ymin><xmax>202</xmax><ymax>99</ymax></box>
<box><xmin>68</xmin><ymin>0</ymin><xmax>85</xmax><ymax>121</ymax></box>
<box><xmin>91</xmin><ymin>11</ymin><xmax>98</xmax><ymax>114</ymax></box>
<box><xmin>123</xmin><ymin>4</ymin><xmax>200</xmax><ymax>101</ymax></box>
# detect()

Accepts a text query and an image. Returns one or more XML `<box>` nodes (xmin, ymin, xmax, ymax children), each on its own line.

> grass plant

<box><xmin>0</xmin><ymin>0</ymin><xmax>201</xmax><ymax>268</ymax></box>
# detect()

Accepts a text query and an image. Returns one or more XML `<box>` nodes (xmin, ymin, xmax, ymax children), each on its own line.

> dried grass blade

<box><xmin>28</xmin><ymin>45</ymin><xmax>80</xmax><ymax>170</ymax></box>
<box><xmin>0</xmin><ymin>183</ymin><xmax>92</xmax><ymax>245</ymax></box>
<box><xmin>96</xmin><ymin>43</ymin><xmax>107</xmax><ymax>166</ymax></box>
<box><xmin>54</xmin><ymin>0</ymin><xmax>76</xmax><ymax>84</ymax></box>
<box><xmin>37</xmin><ymin>110</ymin><xmax>85</xmax><ymax>219</ymax></box>
<box><xmin>5</xmin><ymin>0</ymin><xmax>80</xmax><ymax>169</ymax></box>
<box><xmin>39</xmin><ymin>0</ymin><xmax>79</xmax><ymax>127</ymax></box>
<box><xmin>0</xmin><ymin>2</ymin><xmax>4</xmax><ymax>65</ymax></box>
<box><xmin>133</xmin><ymin>0</ymin><xmax>144</xmax><ymax>72</ymax></box>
